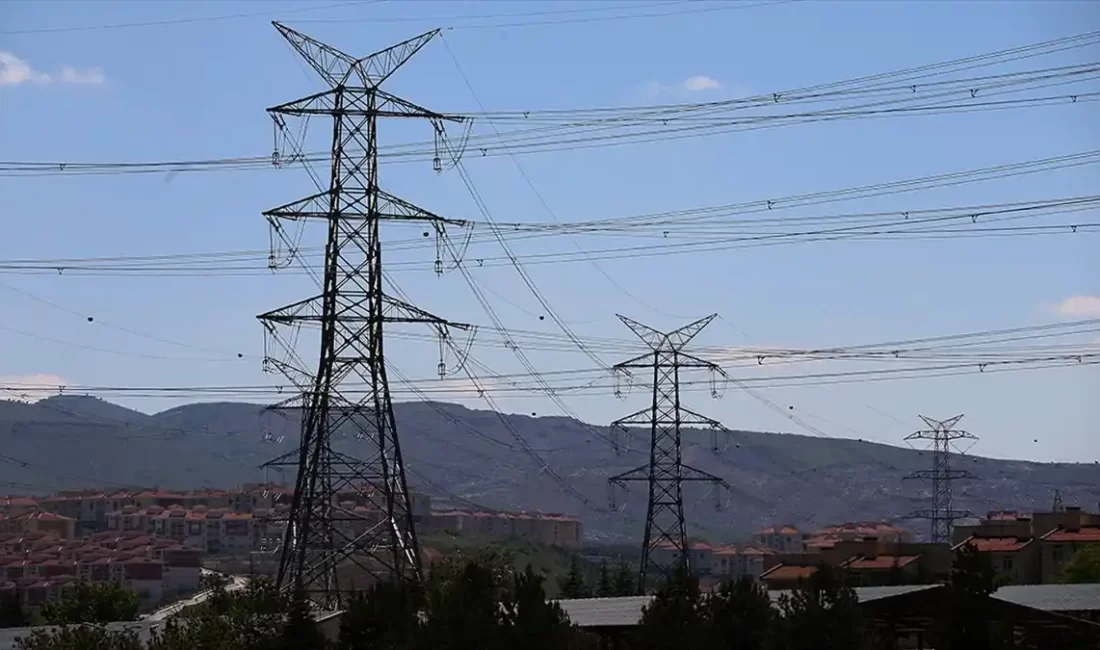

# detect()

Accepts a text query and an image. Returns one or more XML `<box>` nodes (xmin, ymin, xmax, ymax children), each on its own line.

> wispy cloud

<box><xmin>1051</xmin><ymin>295</ymin><xmax>1100</xmax><ymax>318</ymax></box>
<box><xmin>0</xmin><ymin>373</ymin><xmax>68</xmax><ymax>402</ymax></box>
<box><xmin>638</xmin><ymin>74</ymin><xmax>724</xmax><ymax>99</ymax></box>
<box><xmin>681</xmin><ymin>75</ymin><xmax>722</xmax><ymax>92</ymax></box>
<box><xmin>58</xmin><ymin>65</ymin><xmax>105</xmax><ymax>85</ymax></box>
<box><xmin>0</xmin><ymin>52</ymin><xmax>105</xmax><ymax>87</ymax></box>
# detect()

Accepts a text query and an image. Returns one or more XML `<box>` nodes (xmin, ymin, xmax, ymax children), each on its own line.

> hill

<box><xmin>2</xmin><ymin>396</ymin><xmax>1097</xmax><ymax>542</ymax></box>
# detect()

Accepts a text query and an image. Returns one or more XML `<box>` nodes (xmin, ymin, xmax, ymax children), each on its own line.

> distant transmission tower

<box><xmin>608</xmin><ymin>314</ymin><xmax>729</xmax><ymax>591</ymax></box>
<box><xmin>258</xmin><ymin>22</ymin><xmax>467</xmax><ymax>606</ymax></box>
<box><xmin>904</xmin><ymin>414</ymin><xmax>977</xmax><ymax>544</ymax></box>
<box><xmin>1051</xmin><ymin>488</ymin><xmax>1065</xmax><ymax>512</ymax></box>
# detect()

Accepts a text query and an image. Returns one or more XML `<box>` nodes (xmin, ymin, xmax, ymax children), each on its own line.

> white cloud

<box><xmin>1052</xmin><ymin>295</ymin><xmax>1100</xmax><ymax>318</ymax></box>
<box><xmin>0</xmin><ymin>52</ymin><xmax>105</xmax><ymax>87</ymax></box>
<box><xmin>682</xmin><ymin>75</ymin><xmax>722</xmax><ymax>92</ymax></box>
<box><xmin>638</xmin><ymin>75</ymin><xmax>724</xmax><ymax>99</ymax></box>
<box><xmin>59</xmin><ymin>65</ymin><xmax>105</xmax><ymax>85</ymax></box>
<box><xmin>0</xmin><ymin>373</ymin><xmax>68</xmax><ymax>402</ymax></box>
<box><xmin>0</xmin><ymin>52</ymin><xmax>50</xmax><ymax>86</ymax></box>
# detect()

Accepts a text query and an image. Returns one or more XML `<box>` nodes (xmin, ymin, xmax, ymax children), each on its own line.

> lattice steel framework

<box><xmin>258</xmin><ymin>22</ymin><xmax>466</xmax><ymax>607</ymax></box>
<box><xmin>608</xmin><ymin>314</ymin><xmax>729</xmax><ymax>591</ymax></box>
<box><xmin>904</xmin><ymin>414</ymin><xmax>978</xmax><ymax>544</ymax></box>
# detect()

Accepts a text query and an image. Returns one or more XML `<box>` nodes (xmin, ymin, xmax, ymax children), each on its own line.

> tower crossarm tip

<box><xmin>666</xmin><ymin>314</ymin><xmax>718</xmax><ymax>349</ymax></box>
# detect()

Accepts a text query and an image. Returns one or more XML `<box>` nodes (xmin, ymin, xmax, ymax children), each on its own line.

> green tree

<box><xmin>279</xmin><ymin>588</ymin><xmax>325</xmax><ymax>650</ymax></box>
<box><xmin>777</xmin><ymin>564</ymin><xmax>865</xmax><ymax>650</ymax></box>
<box><xmin>560</xmin><ymin>557</ymin><xmax>591</xmax><ymax>599</ymax></box>
<box><xmin>40</xmin><ymin>582</ymin><xmax>140</xmax><ymax>625</ymax></box>
<box><xmin>0</xmin><ymin>591</ymin><xmax>28</xmax><ymax>628</ymax></box>
<box><xmin>502</xmin><ymin>565</ymin><xmax>575</xmax><ymax>650</ymax></box>
<box><xmin>338</xmin><ymin>580</ymin><xmax>421</xmax><ymax>650</ymax></box>
<box><xmin>705</xmin><ymin>576</ymin><xmax>777</xmax><ymax>650</ymax></box>
<box><xmin>1060</xmin><ymin>544</ymin><xmax>1100</xmax><ymax>583</ymax></box>
<box><xmin>596</xmin><ymin>561</ymin><xmax>613</xmax><ymax>598</ymax></box>
<box><xmin>638</xmin><ymin>563</ymin><xmax>707</xmax><ymax>649</ymax></box>
<box><xmin>418</xmin><ymin>559</ymin><xmax>505</xmax><ymax>650</ymax></box>
<box><xmin>931</xmin><ymin>545</ymin><xmax>1013</xmax><ymax>650</ymax></box>
<box><xmin>147</xmin><ymin>577</ymin><xmax>289</xmax><ymax>650</ymax></box>
<box><xmin>16</xmin><ymin>625</ymin><xmax>143</xmax><ymax>650</ymax></box>
<box><xmin>612</xmin><ymin>561</ymin><xmax>636</xmax><ymax>597</ymax></box>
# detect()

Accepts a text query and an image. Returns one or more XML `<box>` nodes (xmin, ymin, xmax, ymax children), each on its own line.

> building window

<box><xmin>1001</xmin><ymin>557</ymin><xmax>1014</xmax><ymax>572</ymax></box>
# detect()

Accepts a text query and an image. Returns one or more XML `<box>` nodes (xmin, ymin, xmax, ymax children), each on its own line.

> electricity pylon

<box><xmin>608</xmin><ymin>314</ymin><xmax>729</xmax><ymax>591</ymax></box>
<box><xmin>904</xmin><ymin>414</ymin><xmax>978</xmax><ymax>544</ymax></box>
<box><xmin>258</xmin><ymin>22</ymin><xmax>467</xmax><ymax>607</ymax></box>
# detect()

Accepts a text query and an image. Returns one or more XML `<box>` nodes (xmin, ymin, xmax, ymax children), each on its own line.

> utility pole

<box><xmin>608</xmin><ymin>314</ymin><xmax>729</xmax><ymax>592</ymax></box>
<box><xmin>904</xmin><ymin>414</ymin><xmax>977</xmax><ymax>544</ymax></box>
<box><xmin>258</xmin><ymin>22</ymin><xmax>467</xmax><ymax>607</ymax></box>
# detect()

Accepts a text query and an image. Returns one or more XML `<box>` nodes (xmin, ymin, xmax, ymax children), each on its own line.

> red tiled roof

<box><xmin>654</xmin><ymin>539</ymin><xmax>715</xmax><ymax>551</ymax></box>
<box><xmin>958</xmin><ymin>536</ymin><xmax>1032</xmax><ymax>552</ymax></box>
<box><xmin>1</xmin><ymin>496</ymin><xmax>40</xmax><ymax>509</ymax></box>
<box><xmin>844</xmin><ymin>555</ymin><xmax>920</xmax><ymax>570</ymax></box>
<box><xmin>761</xmin><ymin>564</ymin><xmax>818</xmax><ymax>581</ymax></box>
<box><xmin>757</xmin><ymin>525</ymin><xmax>801</xmax><ymax>536</ymax></box>
<box><xmin>1042</xmin><ymin>526</ymin><xmax>1100</xmax><ymax>543</ymax></box>
<box><xmin>813</xmin><ymin>521</ymin><xmax>905</xmax><ymax>537</ymax></box>
<box><xmin>986</xmin><ymin>510</ymin><xmax>1026</xmax><ymax>521</ymax></box>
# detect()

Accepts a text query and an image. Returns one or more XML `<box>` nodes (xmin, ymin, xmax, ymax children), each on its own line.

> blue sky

<box><xmin>1</xmin><ymin>0</ymin><xmax>1098</xmax><ymax>464</ymax></box>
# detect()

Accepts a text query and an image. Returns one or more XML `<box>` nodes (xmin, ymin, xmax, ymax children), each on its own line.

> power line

<box><xmin>296</xmin><ymin>0</ymin><xmax>797</xmax><ymax>30</ymax></box>
<box><xmin>8</xmin><ymin>353</ymin><xmax>1095</xmax><ymax>401</ymax></box>
<box><xmin>3</xmin><ymin>195</ymin><xmax>1095</xmax><ymax>278</ymax></box>
<box><xmin>295</xmin><ymin>1</ymin><xmax>689</xmax><ymax>25</ymax></box>
<box><xmin>440</xmin><ymin>32</ymin><xmax>694</xmax><ymax>320</ymax></box>
<box><xmin>7</xmin><ymin>89</ymin><xmax>1095</xmax><ymax>177</ymax></box>
<box><xmin>0</xmin><ymin>1</ymin><xmax>375</xmax><ymax>35</ymax></box>
<box><xmin>6</xmin><ymin>46</ymin><xmax>1098</xmax><ymax>177</ymax></box>
<box><xmin>0</xmin><ymin>279</ymin><xmax>253</xmax><ymax>360</ymax></box>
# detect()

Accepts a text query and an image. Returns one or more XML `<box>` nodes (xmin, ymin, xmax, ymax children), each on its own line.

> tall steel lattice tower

<box><xmin>608</xmin><ymin>314</ymin><xmax>729</xmax><ymax>591</ymax></box>
<box><xmin>904</xmin><ymin>414</ymin><xmax>978</xmax><ymax>544</ymax></box>
<box><xmin>258</xmin><ymin>22</ymin><xmax>466</xmax><ymax>606</ymax></box>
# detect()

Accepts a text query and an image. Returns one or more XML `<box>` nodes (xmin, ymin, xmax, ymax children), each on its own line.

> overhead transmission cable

<box><xmin>5</xmin><ymin>30</ymin><xmax>1099</xmax><ymax>177</ymax></box>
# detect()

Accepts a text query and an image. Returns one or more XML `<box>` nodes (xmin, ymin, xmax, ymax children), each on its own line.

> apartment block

<box><xmin>425</xmin><ymin>509</ymin><xmax>583</xmax><ymax>547</ymax></box>
<box><xmin>953</xmin><ymin>504</ymin><xmax>1100</xmax><ymax>585</ymax></box>
<box><xmin>104</xmin><ymin>504</ymin><xmax>285</xmax><ymax>554</ymax></box>
<box><xmin>803</xmin><ymin>521</ymin><xmax>913</xmax><ymax>550</ymax></box>
<box><xmin>0</xmin><ymin>511</ymin><xmax>77</xmax><ymax>540</ymax></box>
<box><xmin>708</xmin><ymin>544</ymin><xmax>775</xmax><ymax>580</ymax></box>
<box><xmin>760</xmin><ymin>537</ymin><xmax>952</xmax><ymax>590</ymax></box>
<box><xmin>752</xmin><ymin>525</ymin><xmax>805</xmax><ymax>553</ymax></box>
<box><xmin>0</xmin><ymin>531</ymin><xmax>201</xmax><ymax>606</ymax></box>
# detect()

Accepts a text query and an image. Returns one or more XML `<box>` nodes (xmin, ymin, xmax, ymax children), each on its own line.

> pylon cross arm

<box><xmin>273</xmin><ymin>22</ymin><xmax>440</xmax><ymax>89</ymax></box>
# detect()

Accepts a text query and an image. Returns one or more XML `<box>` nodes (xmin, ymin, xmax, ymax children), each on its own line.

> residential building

<box><xmin>952</xmin><ymin>503</ymin><xmax>1100</xmax><ymax>584</ymax></box>
<box><xmin>425</xmin><ymin>509</ymin><xmax>582</xmax><ymax>547</ymax></box>
<box><xmin>760</xmin><ymin>537</ymin><xmax>952</xmax><ymax>589</ymax></box>
<box><xmin>1039</xmin><ymin>523</ymin><xmax>1100</xmax><ymax>584</ymax></box>
<box><xmin>752</xmin><ymin>525</ymin><xmax>804</xmax><ymax>553</ymax></box>
<box><xmin>0</xmin><ymin>531</ymin><xmax>201</xmax><ymax>606</ymax></box>
<box><xmin>0</xmin><ymin>511</ymin><xmax>76</xmax><ymax>540</ymax></box>
<box><xmin>104</xmin><ymin>505</ymin><xmax>285</xmax><ymax>554</ymax></box>
<box><xmin>953</xmin><ymin>536</ymin><xmax>1039</xmax><ymax>584</ymax></box>
<box><xmin>0</xmin><ymin>496</ymin><xmax>40</xmax><ymax>517</ymax></box>
<box><xmin>803</xmin><ymin>521</ymin><xmax>913</xmax><ymax>550</ymax></box>
<box><xmin>709</xmin><ymin>544</ymin><xmax>775</xmax><ymax>580</ymax></box>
